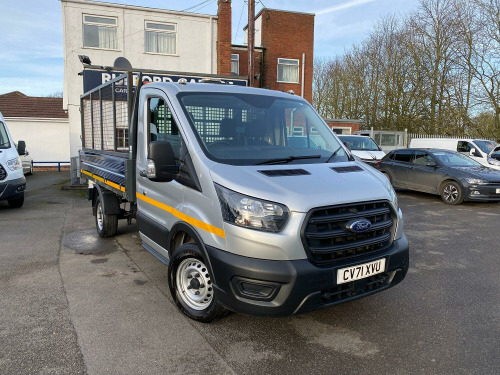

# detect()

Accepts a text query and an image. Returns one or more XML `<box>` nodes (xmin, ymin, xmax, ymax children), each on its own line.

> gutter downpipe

<box><xmin>210</xmin><ymin>16</ymin><xmax>214</xmax><ymax>74</ymax></box>
<box><xmin>301</xmin><ymin>53</ymin><xmax>305</xmax><ymax>98</ymax></box>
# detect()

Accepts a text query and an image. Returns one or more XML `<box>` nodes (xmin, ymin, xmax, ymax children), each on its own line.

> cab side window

<box><xmin>148</xmin><ymin>97</ymin><xmax>182</xmax><ymax>160</ymax></box>
<box><xmin>457</xmin><ymin>141</ymin><xmax>472</xmax><ymax>153</ymax></box>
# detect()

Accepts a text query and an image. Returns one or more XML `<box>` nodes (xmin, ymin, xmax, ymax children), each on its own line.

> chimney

<box><xmin>217</xmin><ymin>0</ymin><xmax>232</xmax><ymax>76</ymax></box>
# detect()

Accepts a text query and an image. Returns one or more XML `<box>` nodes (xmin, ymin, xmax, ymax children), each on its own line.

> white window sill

<box><xmin>82</xmin><ymin>46</ymin><xmax>121</xmax><ymax>52</ymax></box>
<box><xmin>277</xmin><ymin>80</ymin><xmax>300</xmax><ymax>84</ymax></box>
<box><xmin>144</xmin><ymin>51</ymin><xmax>179</xmax><ymax>57</ymax></box>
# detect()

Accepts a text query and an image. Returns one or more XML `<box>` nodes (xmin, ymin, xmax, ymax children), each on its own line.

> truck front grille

<box><xmin>0</xmin><ymin>164</ymin><xmax>6</xmax><ymax>181</ymax></box>
<box><xmin>302</xmin><ymin>200</ymin><xmax>395</xmax><ymax>264</ymax></box>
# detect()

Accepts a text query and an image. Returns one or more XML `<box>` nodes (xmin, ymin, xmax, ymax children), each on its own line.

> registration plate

<box><xmin>337</xmin><ymin>258</ymin><xmax>386</xmax><ymax>284</ymax></box>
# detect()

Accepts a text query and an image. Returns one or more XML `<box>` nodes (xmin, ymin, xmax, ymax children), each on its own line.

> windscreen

<box><xmin>178</xmin><ymin>92</ymin><xmax>348</xmax><ymax>165</ymax></box>
<box><xmin>432</xmin><ymin>151</ymin><xmax>481</xmax><ymax>167</ymax></box>
<box><xmin>340</xmin><ymin>136</ymin><xmax>380</xmax><ymax>151</ymax></box>
<box><xmin>0</xmin><ymin>121</ymin><xmax>11</xmax><ymax>149</ymax></box>
<box><xmin>473</xmin><ymin>140</ymin><xmax>499</xmax><ymax>154</ymax></box>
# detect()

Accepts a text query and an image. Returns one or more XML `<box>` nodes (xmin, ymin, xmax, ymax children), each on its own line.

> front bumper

<box><xmin>0</xmin><ymin>177</ymin><xmax>26</xmax><ymax>201</ymax></box>
<box><xmin>465</xmin><ymin>184</ymin><xmax>500</xmax><ymax>201</ymax></box>
<box><xmin>207</xmin><ymin>234</ymin><xmax>409</xmax><ymax>317</ymax></box>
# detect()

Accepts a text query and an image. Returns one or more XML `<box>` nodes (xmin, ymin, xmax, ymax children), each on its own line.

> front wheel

<box><xmin>95</xmin><ymin>195</ymin><xmax>118</xmax><ymax>237</ymax></box>
<box><xmin>168</xmin><ymin>243</ymin><xmax>228</xmax><ymax>323</ymax></box>
<box><xmin>440</xmin><ymin>181</ymin><xmax>464</xmax><ymax>205</ymax></box>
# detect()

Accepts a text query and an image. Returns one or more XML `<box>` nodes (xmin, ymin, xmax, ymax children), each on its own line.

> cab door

<box><xmin>136</xmin><ymin>90</ymin><xmax>186</xmax><ymax>258</ymax></box>
<box><xmin>457</xmin><ymin>140</ymin><xmax>484</xmax><ymax>164</ymax></box>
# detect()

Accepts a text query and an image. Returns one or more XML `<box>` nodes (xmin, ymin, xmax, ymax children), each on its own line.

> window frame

<box><xmin>231</xmin><ymin>54</ymin><xmax>240</xmax><ymax>75</ymax></box>
<box><xmin>277</xmin><ymin>58</ymin><xmax>300</xmax><ymax>84</ymax></box>
<box><xmin>82</xmin><ymin>14</ymin><xmax>119</xmax><ymax>50</ymax></box>
<box><xmin>144</xmin><ymin>20</ymin><xmax>177</xmax><ymax>56</ymax></box>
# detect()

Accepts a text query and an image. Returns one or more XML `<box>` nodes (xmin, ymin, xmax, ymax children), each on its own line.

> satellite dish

<box><xmin>113</xmin><ymin>57</ymin><xmax>132</xmax><ymax>70</ymax></box>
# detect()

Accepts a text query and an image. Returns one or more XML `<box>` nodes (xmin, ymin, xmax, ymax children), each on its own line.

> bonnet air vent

<box><xmin>331</xmin><ymin>166</ymin><xmax>363</xmax><ymax>173</ymax></box>
<box><xmin>259</xmin><ymin>169</ymin><xmax>311</xmax><ymax>177</ymax></box>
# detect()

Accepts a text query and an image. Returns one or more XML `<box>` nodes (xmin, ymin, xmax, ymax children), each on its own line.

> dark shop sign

<box><xmin>83</xmin><ymin>70</ymin><xmax>247</xmax><ymax>94</ymax></box>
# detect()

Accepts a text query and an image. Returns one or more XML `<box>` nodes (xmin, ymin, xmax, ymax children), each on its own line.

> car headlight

<box><xmin>215</xmin><ymin>184</ymin><xmax>289</xmax><ymax>232</ymax></box>
<box><xmin>6</xmin><ymin>157</ymin><xmax>22</xmax><ymax>171</ymax></box>
<box><xmin>465</xmin><ymin>178</ymin><xmax>488</xmax><ymax>185</ymax></box>
<box><xmin>487</xmin><ymin>156</ymin><xmax>500</xmax><ymax>166</ymax></box>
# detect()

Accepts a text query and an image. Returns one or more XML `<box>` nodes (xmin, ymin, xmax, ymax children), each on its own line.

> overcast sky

<box><xmin>0</xmin><ymin>0</ymin><xmax>420</xmax><ymax>97</ymax></box>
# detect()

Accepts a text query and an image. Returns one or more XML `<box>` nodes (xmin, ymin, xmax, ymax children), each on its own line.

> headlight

<box><xmin>487</xmin><ymin>156</ymin><xmax>500</xmax><ymax>166</ymax></box>
<box><xmin>6</xmin><ymin>157</ymin><xmax>22</xmax><ymax>171</ymax></box>
<box><xmin>465</xmin><ymin>178</ymin><xmax>488</xmax><ymax>185</ymax></box>
<box><xmin>215</xmin><ymin>184</ymin><xmax>289</xmax><ymax>232</ymax></box>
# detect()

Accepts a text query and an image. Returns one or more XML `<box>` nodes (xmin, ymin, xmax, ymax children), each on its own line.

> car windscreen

<box><xmin>178</xmin><ymin>92</ymin><xmax>348</xmax><ymax>165</ymax></box>
<box><xmin>432</xmin><ymin>151</ymin><xmax>482</xmax><ymax>167</ymax></box>
<box><xmin>340</xmin><ymin>136</ymin><xmax>380</xmax><ymax>151</ymax></box>
<box><xmin>473</xmin><ymin>140</ymin><xmax>499</xmax><ymax>154</ymax></box>
<box><xmin>0</xmin><ymin>121</ymin><xmax>11</xmax><ymax>149</ymax></box>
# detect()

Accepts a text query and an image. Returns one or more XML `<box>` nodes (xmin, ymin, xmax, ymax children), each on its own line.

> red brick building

<box><xmin>217</xmin><ymin>1</ymin><xmax>315</xmax><ymax>103</ymax></box>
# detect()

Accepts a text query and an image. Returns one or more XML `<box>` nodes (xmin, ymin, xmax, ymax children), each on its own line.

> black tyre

<box><xmin>95</xmin><ymin>195</ymin><xmax>118</xmax><ymax>237</ymax></box>
<box><xmin>440</xmin><ymin>181</ymin><xmax>464</xmax><ymax>205</ymax></box>
<box><xmin>8</xmin><ymin>194</ymin><xmax>24</xmax><ymax>208</ymax></box>
<box><xmin>168</xmin><ymin>243</ymin><xmax>228</xmax><ymax>323</ymax></box>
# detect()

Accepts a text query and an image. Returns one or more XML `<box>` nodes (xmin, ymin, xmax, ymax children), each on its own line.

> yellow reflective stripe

<box><xmin>136</xmin><ymin>192</ymin><xmax>225</xmax><ymax>239</ymax></box>
<box><xmin>81</xmin><ymin>169</ymin><xmax>126</xmax><ymax>192</ymax></box>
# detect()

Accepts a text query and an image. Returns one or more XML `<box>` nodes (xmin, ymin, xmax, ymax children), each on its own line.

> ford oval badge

<box><xmin>346</xmin><ymin>219</ymin><xmax>372</xmax><ymax>233</ymax></box>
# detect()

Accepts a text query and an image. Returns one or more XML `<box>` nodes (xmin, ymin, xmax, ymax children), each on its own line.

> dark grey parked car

<box><xmin>376</xmin><ymin>148</ymin><xmax>500</xmax><ymax>204</ymax></box>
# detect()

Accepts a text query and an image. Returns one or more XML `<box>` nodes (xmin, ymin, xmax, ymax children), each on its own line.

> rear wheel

<box><xmin>168</xmin><ymin>243</ymin><xmax>228</xmax><ymax>323</ymax></box>
<box><xmin>8</xmin><ymin>194</ymin><xmax>24</xmax><ymax>208</ymax></box>
<box><xmin>95</xmin><ymin>195</ymin><xmax>118</xmax><ymax>237</ymax></box>
<box><xmin>440</xmin><ymin>181</ymin><xmax>463</xmax><ymax>205</ymax></box>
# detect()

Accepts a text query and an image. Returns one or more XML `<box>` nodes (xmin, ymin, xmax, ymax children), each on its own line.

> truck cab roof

<box><xmin>142</xmin><ymin>82</ymin><xmax>303</xmax><ymax>101</ymax></box>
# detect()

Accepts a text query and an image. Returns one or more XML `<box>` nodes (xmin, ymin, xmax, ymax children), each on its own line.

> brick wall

<box><xmin>217</xmin><ymin>0</ymin><xmax>232</xmax><ymax>76</ymax></box>
<box><xmin>230</xmin><ymin>48</ymin><xmax>263</xmax><ymax>84</ymax></box>
<box><xmin>259</xmin><ymin>10</ymin><xmax>314</xmax><ymax>103</ymax></box>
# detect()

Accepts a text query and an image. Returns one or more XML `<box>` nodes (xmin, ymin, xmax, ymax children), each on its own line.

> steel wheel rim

<box><xmin>96</xmin><ymin>202</ymin><xmax>104</xmax><ymax>230</ymax></box>
<box><xmin>443</xmin><ymin>184</ymin><xmax>458</xmax><ymax>202</ymax></box>
<box><xmin>176</xmin><ymin>257</ymin><xmax>213</xmax><ymax>311</ymax></box>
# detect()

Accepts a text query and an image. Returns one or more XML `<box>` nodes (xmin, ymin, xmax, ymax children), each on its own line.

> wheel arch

<box><xmin>167</xmin><ymin>222</ymin><xmax>217</xmax><ymax>285</ymax></box>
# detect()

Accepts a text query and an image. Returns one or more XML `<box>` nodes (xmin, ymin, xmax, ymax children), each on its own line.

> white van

<box><xmin>409</xmin><ymin>138</ymin><xmax>500</xmax><ymax>170</ymax></box>
<box><xmin>0</xmin><ymin>112</ymin><xmax>26</xmax><ymax>208</ymax></box>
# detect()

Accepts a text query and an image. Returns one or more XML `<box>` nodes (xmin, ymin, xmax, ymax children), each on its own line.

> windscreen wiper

<box><xmin>325</xmin><ymin>146</ymin><xmax>343</xmax><ymax>163</ymax></box>
<box><xmin>257</xmin><ymin>155</ymin><xmax>321</xmax><ymax>165</ymax></box>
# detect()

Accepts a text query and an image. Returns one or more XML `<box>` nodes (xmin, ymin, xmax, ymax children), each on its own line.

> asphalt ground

<box><xmin>1</xmin><ymin>172</ymin><xmax>499</xmax><ymax>374</ymax></box>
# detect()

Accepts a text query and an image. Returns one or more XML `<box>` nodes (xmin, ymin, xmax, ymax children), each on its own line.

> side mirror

<box><xmin>144</xmin><ymin>141</ymin><xmax>179</xmax><ymax>182</ymax></box>
<box><xmin>426</xmin><ymin>161</ymin><xmax>438</xmax><ymax>168</ymax></box>
<box><xmin>470</xmin><ymin>148</ymin><xmax>482</xmax><ymax>158</ymax></box>
<box><xmin>17</xmin><ymin>140</ymin><xmax>26</xmax><ymax>155</ymax></box>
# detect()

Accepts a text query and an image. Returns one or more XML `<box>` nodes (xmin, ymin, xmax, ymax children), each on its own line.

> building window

<box><xmin>231</xmin><ymin>54</ymin><xmax>239</xmax><ymax>75</ymax></box>
<box><xmin>116</xmin><ymin>128</ymin><xmax>129</xmax><ymax>151</ymax></box>
<box><xmin>277</xmin><ymin>58</ymin><xmax>299</xmax><ymax>83</ymax></box>
<box><xmin>145</xmin><ymin>21</ymin><xmax>176</xmax><ymax>55</ymax></box>
<box><xmin>83</xmin><ymin>15</ymin><xmax>118</xmax><ymax>50</ymax></box>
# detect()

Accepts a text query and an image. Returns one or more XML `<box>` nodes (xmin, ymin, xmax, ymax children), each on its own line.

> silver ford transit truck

<box><xmin>81</xmin><ymin>73</ymin><xmax>409</xmax><ymax>322</ymax></box>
